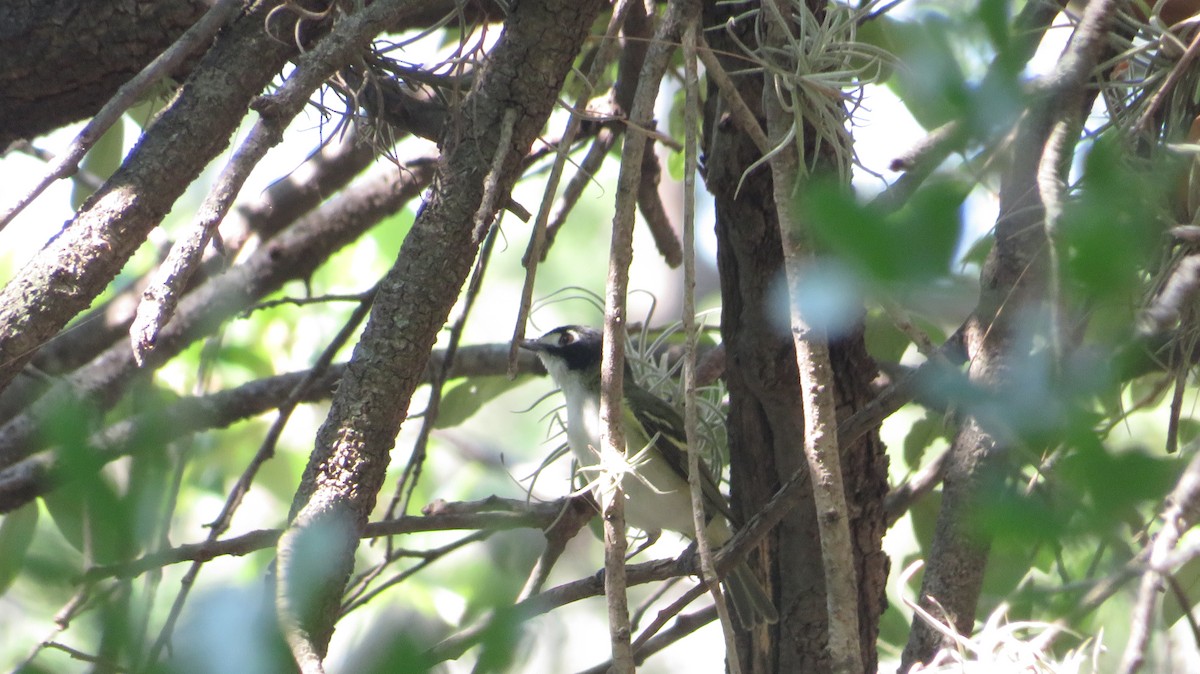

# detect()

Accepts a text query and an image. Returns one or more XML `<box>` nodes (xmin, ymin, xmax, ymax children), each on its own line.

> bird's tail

<box><xmin>723</xmin><ymin>562</ymin><xmax>779</xmax><ymax>629</ymax></box>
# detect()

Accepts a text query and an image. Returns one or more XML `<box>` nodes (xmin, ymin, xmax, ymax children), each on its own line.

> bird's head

<box><xmin>519</xmin><ymin>325</ymin><xmax>604</xmax><ymax>385</ymax></box>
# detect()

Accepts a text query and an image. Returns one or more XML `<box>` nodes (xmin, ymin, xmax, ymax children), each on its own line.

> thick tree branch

<box><xmin>761</xmin><ymin>1</ymin><xmax>862</xmax><ymax>669</ymax></box>
<box><xmin>0</xmin><ymin>158</ymin><xmax>436</xmax><ymax>472</ymax></box>
<box><xmin>0</xmin><ymin>0</ymin><xmax>209</xmax><ymax>147</ymax></box>
<box><xmin>276</xmin><ymin>0</ymin><xmax>604</xmax><ymax>664</ymax></box>
<box><xmin>900</xmin><ymin>0</ymin><xmax>1122</xmax><ymax>668</ymax></box>
<box><xmin>130</xmin><ymin>0</ymin><xmax>434</xmax><ymax>364</ymax></box>
<box><xmin>0</xmin><ymin>129</ymin><xmax>383</xmax><ymax>425</ymax></box>
<box><xmin>0</xmin><ymin>343</ymin><xmax>538</xmax><ymax>514</ymax></box>
<box><xmin>0</xmin><ymin>0</ymin><xmax>243</xmax><ymax>232</ymax></box>
<box><xmin>0</xmin><ymin>1</ymin><xmax>303</xmax><ymax>391</ymax></box>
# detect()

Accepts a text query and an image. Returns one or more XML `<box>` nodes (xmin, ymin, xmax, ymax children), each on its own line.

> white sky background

<box><xmin>0</xmin><ymin>6</ymin><xmax>1089</xmax><ymax>674</ymax></box>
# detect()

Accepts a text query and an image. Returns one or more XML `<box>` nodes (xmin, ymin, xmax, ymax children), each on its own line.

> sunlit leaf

<box><xmin>0</xmin><ymin>502</ymin><xmax>38</xmax><ymax>595</ymax></box>
<box><xmin>804</xmin><ymin>178</ymin><xmax>966</xmax><ymax>285</ymax></box>
<box><xmin>903</xmin><ymin>413</ymin><xmax>947</xmax><ymax>469</ymax></box>
<box><xmin>1057</xmin><ymin>441</ymin><xmax>1176</xmax><ymax>525</ymax></box>
<box><xmin>880</xmin><ymin>15</ymin><xmax>967</xmax><ymax>129</ymax></box>
<box><xmin>1059</xmin><ymin>138</ymin><xmax>1166</xmax><ymax>300</ymax></box>
<box><xmin>436</xmin><ymin>376</ymin><xmax>527</xmax><ymax>429</ymax></box>
<box><xmin>863</xmin><ymin>310</ymin><xmax>912</xmax><ymax>364</ymax></box>
<box><xmin>978</xmin><ymin>0</ymin><xmax>1011</xmax><ymax>51</ymax></box>
<box><xmin>71</xmin><ymin>120</ymin><xmax>123</xmax><ymax>210</ymax></box>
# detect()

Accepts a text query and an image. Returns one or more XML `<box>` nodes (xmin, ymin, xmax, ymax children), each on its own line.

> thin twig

<box><xmin>1119</xmin><ymin>449</ymin><xmax>1200</xmax><ymax>673</ymax></box>
<box><xmin>472</xmin><ymin>108</ymin><xmax>518</xmax><ymax>243</ymax></box>
<box><xmin>599</xmin><ymin>1</ymin><xmax>692</xmax><ymax>668</ymax></box>
<box><xmin>509</xmin><ymin>0</ymin><xmax>637</xmax><ymax>374</ymax></box>
<box><xmin>385</xmin><ymin>222</ymin><xmax>499</xmax><ymax>522</ymax></box>
<box><xmin>1134</xmin><ymin>27</ymin><xmax>1200</xmax><ymax>135</ymax></box>
<box><xmin>83</xmin><ymin>497</ymin><xmax>577</xmax><ymax>583</ymax></box>
<box><xmin>131</xmin><ymin>119</ymin><xmax>296</xmax><ymax>364</ymax></box>
<box><xmin>696</xmin><ymin>36</ymin><xmax>770</xmax><ymax>154</ymax></box>
<box><xmin>542</xmin><ymin>128</ymin><xmax>619</xmax><ymax>258</ymax></box>
<box><xmin>517</xmin><ymin>496</ymin><xmax>598</xmax><ymax>600</ymax></box>
<box><xmin>682</xmin><ymin>13</ymin><xmax>742</xmax><ymax>669</ymax></box>
<box><xmin>340</xmin><ymin>530</ymin><xmax>492</xmax><ymax>615</ymax></box>
<box><xmin>13</xmin><ymin>587</ymin><xmax>93</xmax><ymax>672</ymax></box>
<box><xmin>144</xmin><ymin>288</ymin><xmax>377</xmax><ymax>665</ymax></box>
<box><xmin>636</xmin><ymin>146</ymin><xmax>683</xmax><ymax>267</ymax></box>
<box><xmin>579</xmin><ymin>605</ymin><xmax>720</xmax><ymax>674</ymax></box>
<box><xmin>5</xmin><ymin>141</ymin><xmax>107</xmax><ymax>192</ymax></box>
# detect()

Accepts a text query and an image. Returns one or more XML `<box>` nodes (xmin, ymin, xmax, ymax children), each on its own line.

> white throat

<box><xmin>541</xmin><ymin>360</ymin><xmax>603</xmax><ymax>468</ymax></box>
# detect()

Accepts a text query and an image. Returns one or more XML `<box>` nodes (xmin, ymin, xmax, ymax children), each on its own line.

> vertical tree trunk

<box><xmin>701</xmin><ymin>2</ymin><xmax>889</xmax><ymax>671</ymax></box>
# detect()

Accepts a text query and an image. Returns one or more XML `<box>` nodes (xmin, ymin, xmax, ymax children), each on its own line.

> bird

<box><xmin>520</xmin><ymin>324</ymin><xmax>778</xmax><ymax>628</ymax></box>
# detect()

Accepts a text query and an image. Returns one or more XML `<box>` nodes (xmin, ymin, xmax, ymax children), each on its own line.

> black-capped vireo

<box><xmin>520</xmin><ymin>325</ymin><xmax>778</xmax><ymax>628</ymax></box>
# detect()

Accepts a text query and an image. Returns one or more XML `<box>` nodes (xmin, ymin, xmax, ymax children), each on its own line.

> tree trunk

<box><xmin>701</xmin><ymin>2</ymin><xmax>889</xmax><ymax>671</ymax></box>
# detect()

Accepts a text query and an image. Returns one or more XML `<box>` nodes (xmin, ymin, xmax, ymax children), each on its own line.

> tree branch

<box><xmin>130</xmin><ymin>0</ymin><xmax>435</xmax><ymax>364</ymax></box>
<box><xmin>276</xmin><ymin>0</ymin><xmax>605</xmax><ymax>663</ymax></box>
<box><xmin>900</xmin><ymin>0</ymin><xmax>1122</xmax><ymax>668</ymax></box>
<box><xmin>762</xmin><ymin>0</ymin><xmax>862</xmax><ymax>668</ymax></box>
<box><xmin>597</xmin><ymin>1</ymin><xmax>691</xmax><ymax>669</ymax></box>
<box><xmin>0</xmin><ymin>1</ymin><xmax>303</xmax><ymax>391</ymax></box>
<box><xmin>1119</xmin><ymin>448</ymin><xmax>1200</xmax><ymax>673</ymax></box>
<box><xmin>0</xmin><ymin>158</ymin><xmax>436</xmax><ymax>472</ymax></box>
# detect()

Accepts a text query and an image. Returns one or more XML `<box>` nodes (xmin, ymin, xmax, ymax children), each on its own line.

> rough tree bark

<box><xmin>899</xmin><ymin>0</ymin><xmax>1121</xmax><ymax>667</ymax></box>
<box><xmin>0</xmin><ymin>0</ymin><xmax>208</xmax><ymax>146</ymax></box>
<box><xmin>701</xmin><ymin>2</ymin><xmax>889</xmax><ymax>671</ymax></box>
<box><xmin>0</xmin><ymin>0</ymin><xmax>513</xmax><ymax>147</ymax></box>
<box><xmin>275</xmin><ymin>0</ymin><xmax>605</xmax><ymax>666</ymax></box>
<box><xmin>0</xmin><ymin>0</ymin><xmax>302</xmax><ymax>392</ymax></box>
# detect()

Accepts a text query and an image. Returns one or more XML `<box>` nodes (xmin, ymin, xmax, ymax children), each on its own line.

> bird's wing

<box><xmin>623</xmin><ymin>383</ymin><xmax>737</xmax><ymax>524</ymax></box>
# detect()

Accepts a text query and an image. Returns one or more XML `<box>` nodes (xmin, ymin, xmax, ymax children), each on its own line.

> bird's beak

<box><xmin>518</xmin><ymin>338</ymin><xmax>544</xmax><ymax>352</ymax></box>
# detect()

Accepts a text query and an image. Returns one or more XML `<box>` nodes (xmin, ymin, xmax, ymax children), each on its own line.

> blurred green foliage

<box><xmin>3</xmin><ymin>0</ymin><xmax>1200</xmax><ymax>671</ymax></box>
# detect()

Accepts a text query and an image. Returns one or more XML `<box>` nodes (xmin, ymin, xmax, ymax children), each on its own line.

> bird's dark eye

<box><xmin>558</xmin><ymin>331</ymin><xmax>575</xmax><ymax>346</ymax></box>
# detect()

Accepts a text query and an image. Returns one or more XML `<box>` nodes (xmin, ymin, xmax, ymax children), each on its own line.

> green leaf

<box><xmin>978</xmin><ymin>0</ymin><xmax>1011</xmax><ymax>51</ymax></box>
<box><xmin>910</xmin><ymin>489</ymin><xmax>941</xmax><ymax>561</ymax></box>
<box><xmin>40</xmin><ymin>483</ymin><xmax>89</xmax><ymax>557</ymax></box>
<box><xmin>435</xmin><ymin>376</ymin><xmax>527</xmax><ymax>429</ymax></box>
<box><xmin>0</xmin><ymin>502</ymin><xmax>39</xmax><ymax>595</ymax></box>
<box><xmin>1059</xmin><ymin>138</ymin><xmax>1165</xmax><ymax>301</ymax></box>
<box><xmin>667</xmin><ymin>149</ymin><xmax>685</xmax><ymax>181</ymax></box>
<box><xmin>1177</xmin><ymin>418</ymin><xmax>1200</xmax><ymax>448</ymax></box>
<box><xmin>804</xmin><ymin>179</ymin><xmax>966</xmax><ymax>284</ymax></box>
<box><xmin>1057</xmin><ymin>442</ymin><xmax>1176</xmax><ymax>526</ymax></box>
<box><xmin>217</xmin><ymin>343</ymin><xmax>275</xmax><ymax>380</ymax></box>
<box><xmin>863</xmin><ymin>311</ymin><xmax>912</xmax><ymax>364</ymax></box>
<box><xmin>39</xmin><ymin>396</ymin><xmax>138</xmax><ymax>565</ymax></box>
<box><xmin>903</xmin><ymin>413</ymin><xmax>947</xmax><ymax>469</ymax></box>
<box><xmin>885</xmin><ymin>16</ymin><xmax>969</xmax><ymax>130</ymax></box>
<box><xmin>71</xmin><ymin>121</ymin><xmax>124</xmax><ymax>210</ymax></box>
<box><xmin>41</xmin><ymin>475</ymin><xmax>134</xmax><ymax>566</ymax></box>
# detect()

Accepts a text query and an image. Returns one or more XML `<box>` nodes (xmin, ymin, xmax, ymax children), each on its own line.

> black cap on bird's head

<box><xmin>519</xmin><ymin>325</ymin><xmax>604</xmax><ymax>373</ymax></box>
